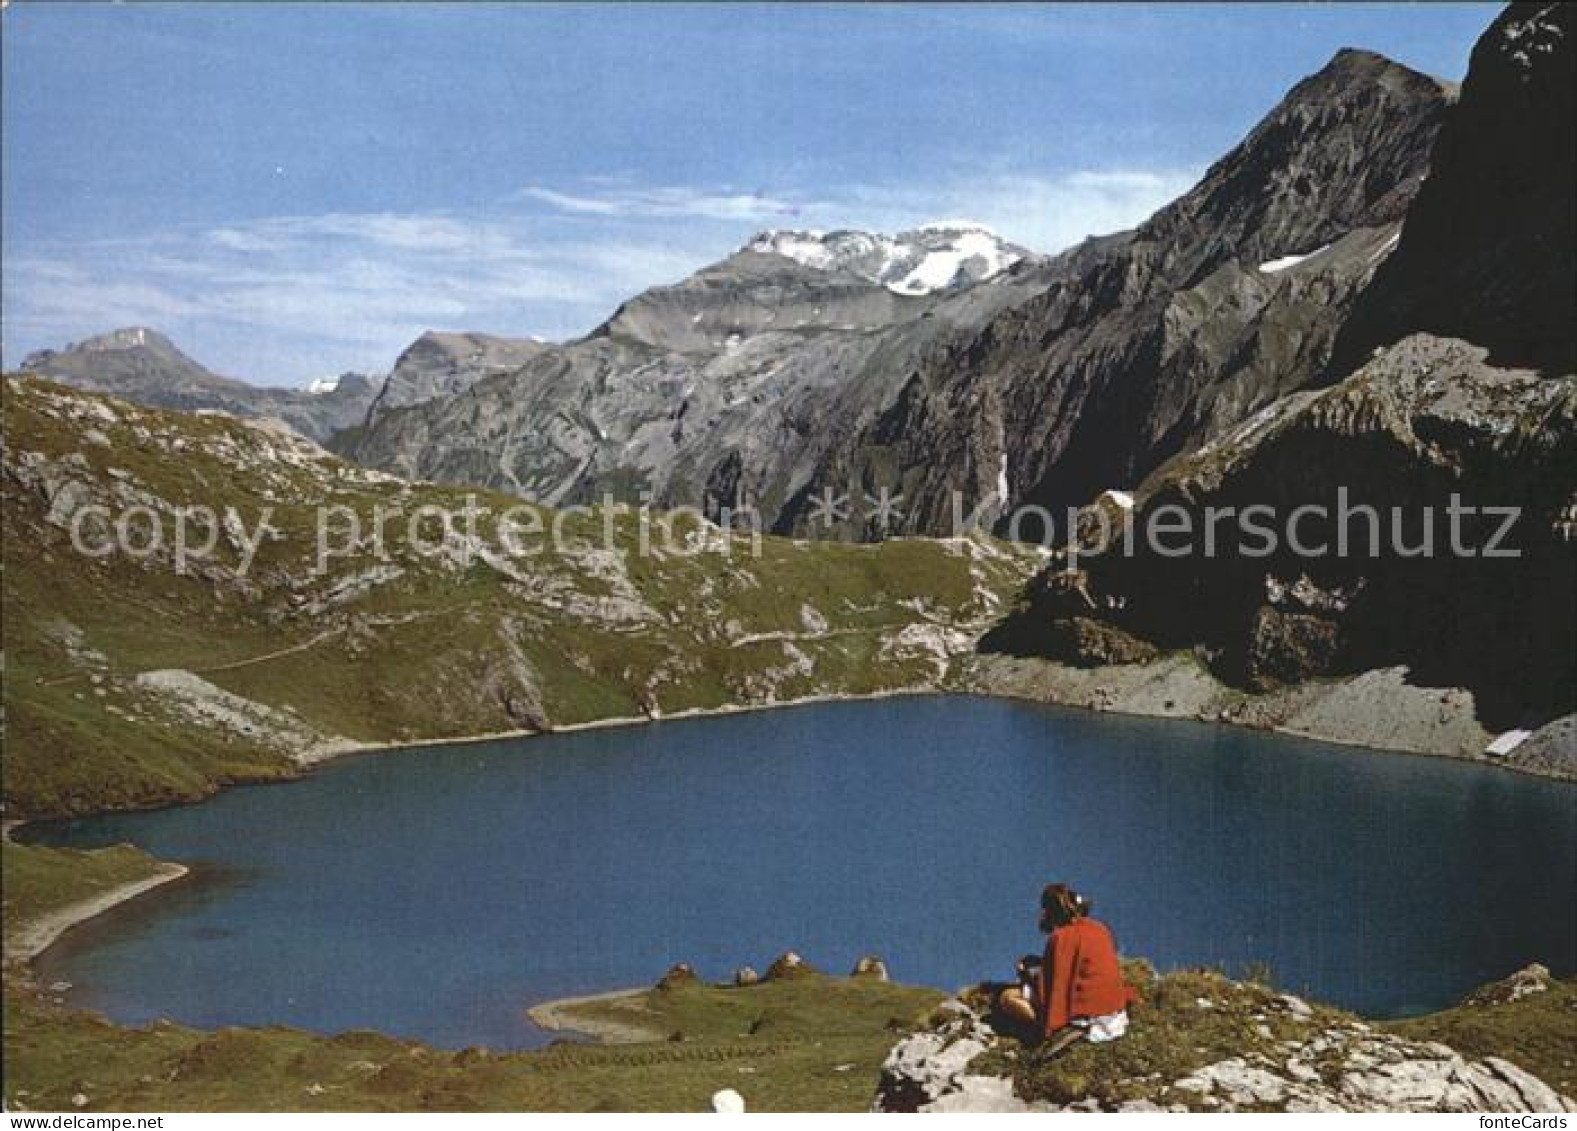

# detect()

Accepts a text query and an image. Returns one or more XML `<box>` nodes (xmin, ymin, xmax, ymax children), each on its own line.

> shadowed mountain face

<box><xmin>1333</xmin><ymin>2</ymin><xmax>1576</xmax><ymax>375</ymax></box>
<box><xmin>986</xmin><ymin>5</ymin><xmax>1577</xmax><ymax>730</ymax></box>
<box><xmin>338</xmin><ymin>51</ymin><xmax>1452</xmax><ymax>535</ymax></box>
<box><xmin>17</xmin><ymin>328</ymin><xmax>380</xmax><ymax>444</ymax></box>
<box><xmin>786</xmin><ymin>48</ymin><xmax>1456</xmax><ymax>534</ymax></box>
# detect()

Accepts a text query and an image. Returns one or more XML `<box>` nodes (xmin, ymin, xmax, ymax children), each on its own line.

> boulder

<box><xmin>873</xmin><ymin>1000</ymin><xmax>1064</xmax><ymax>1112</ymax></box>
<box><xmin>851</xmin><ymin>956</ymin><xmax>890</xmax><ymax>981</ymax></box>
<box><xmin>765</xmin><ymin>951</ymin><xmax>816</xmax><ymax>980</ymax></box>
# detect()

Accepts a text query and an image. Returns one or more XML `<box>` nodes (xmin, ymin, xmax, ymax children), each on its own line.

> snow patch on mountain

<box><xmin>306</xmin><ymin>375</ymin><xmax>342</xmax><ymax>395</ymax></box>
<box><xmin>746</xmin><ymin>223</ymin><xmax>1027</xmax><ymax>294</ymax></box>
<box><xmin>1258</xmin><ymin>243</ymin><xmax>1332</xmax><ymax>273</ymax></box>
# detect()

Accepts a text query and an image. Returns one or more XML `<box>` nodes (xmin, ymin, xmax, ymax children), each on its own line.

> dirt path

<box><xmin>190</xmin><ymin>628</ymin><xmax>346</xmax><ymax>674</ymax></box>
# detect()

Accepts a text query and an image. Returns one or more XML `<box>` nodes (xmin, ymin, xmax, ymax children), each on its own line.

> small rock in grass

<box><xmin>658</xmin><ymin>962</ymin><xmax>699</xmax><ymax>990</ymax></box>
<box><xmin>766</xmin><ymin>951</ymin><xmax>816</xmax><ymax>979</ymax></box>
<box><xmin>852</xmin><ymin>955</ymin><xmax>890</xmax><ymax>981</ymax></box>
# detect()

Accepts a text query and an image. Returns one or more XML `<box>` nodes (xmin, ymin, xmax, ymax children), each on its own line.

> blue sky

<box><xmin>3</xmin><ymin>2</ymin><xmax>1496</xmax><ymax>384</ymax></box>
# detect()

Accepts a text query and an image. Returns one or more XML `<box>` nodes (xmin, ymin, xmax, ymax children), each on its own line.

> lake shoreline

<box><xmin>11</xmin><ymin>671</ymin><xmax>1572</xmax><ymax>844</ymax></box>
<box><xmin>525</xmin><ymin>987</ymin><xmax>664</xmax><ymax>1045</ymax></box>
<box><xmin>7</xmin><ymin>673</ymin><xmax>1569</xmax><ymax>978</ymax></box>
<box><xmin>301</xmin><ymin>678</ymin><xmax>1572</xmax><ymax>789</ymax></box>
<box><xmin>4</xmin><ymin>862</ymin><xmax>190</xmax><ymax>964</ymax></box>
<box><xmin>305</xmin><ymin>684</ymin><xmax>938</xmax><ymax>763</ymax></box>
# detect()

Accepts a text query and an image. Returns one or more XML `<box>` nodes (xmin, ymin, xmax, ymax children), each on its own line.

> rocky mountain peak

<box><xmin>1134</xmin><ymin>47</ymin><xmax>1453</xmax><ymax>290</ymax></box>
<box><xmin>395</xmin><ymin>329</ymin><xmax>544</xmax><ymax>368</ymax></box>
<box><xmin>17</xmin><ymin>327</ymin><xmax>379</xmax><ymax>444</ymax></box>
<box><xmin>21</xmin><ymin>326</ymin><xmax>224</xmax><ymax>385</ymax></box>
<box><xmin>745</xmin><ymin>223</ymin><xmax>1029</xmax><ymax>294</ymax></box>
<box><xmin>67</xmin><ymin>326</ymin><xmax>181</xmax><ymax>356</ymax></box>
<box><xmin>306</xmin><ymin>372</ymin><xmax>380</xmax><ymax>397</ymax></box>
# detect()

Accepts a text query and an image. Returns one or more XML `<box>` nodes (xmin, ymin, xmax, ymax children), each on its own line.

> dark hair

<box><xmin>1039</xmin><ymin>883</ymin><xmax>1091</xmax><ymax>929</ymax></box>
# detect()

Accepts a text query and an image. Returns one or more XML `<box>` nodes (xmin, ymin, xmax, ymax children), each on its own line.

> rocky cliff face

<box><xmin>333</xmin><ymin>235</ymin><xmax>1054</xmax><ymax>514</ymax></box>
<box><xmin>986</xmin><ymin>334</ymin><xmax>1577</xmax><ymax>729</ymax></box>
<box><xmin>17</xmin><ymin>328</ymin><xmax>380</xmax><ymax>444</ymax></box>
<box><xmin>1333</xmin><ymin>2</ymin><xmax>1575</xmax><ymax>374</ymax></box>
<box><xmin>781</xmin><ymin>48</ymin><xmax>1454</xmax><ymax>534</ymax></box>
<box><xmin>985</xmin><ymin>4</ymin><xmax>1576</xmax><ymax>734</ymax></box>
<box><xmin>356</xmin><ymin>330</ymin><xmax>550</xmax><ymax>425</ymax></box>
<box><xmin>338</xmin><ymin>50</ymin><xmax>1451</xmax><ymax>538</ymax></box>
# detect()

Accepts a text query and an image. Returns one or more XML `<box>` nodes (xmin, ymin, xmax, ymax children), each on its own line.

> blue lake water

<box><xmin>29</xmin><ymin>696</ymin><xmax>1577</xmax><ymax>1049</ymax></box>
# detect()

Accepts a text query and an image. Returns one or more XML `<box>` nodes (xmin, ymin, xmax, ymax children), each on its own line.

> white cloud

<box><xmin>3</xmin><ymin>209</ymin><xmax>709</xmax><ymax>380</ymax></box>
<box><xmin>519</xmin><ymin>185</ymin><xmax>819</xmax><ymax>223</ymax></box>
<box><xmin>831</xmin><ymin>169</ymin><xmax>1198</xmax><ymax>252</ymax></box>
<box><xmin>521</xmin><ymin>169</ymin><xmax>1198</xmax><ymax>253</ymax></box>
<box><xmin>3</xmin><ymin>166</ymin><xmax>1197</xmax><ymax>382</ymax></box>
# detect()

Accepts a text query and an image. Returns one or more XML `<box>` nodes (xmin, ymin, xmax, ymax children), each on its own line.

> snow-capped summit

<box><xmin>306</xmin><ymin>374</ymin><xmax>342</xmax><ymax>395</ymax></box>
<box><xmin>745</xmin><ymin>223</ymin><xmax>1029</xmax><ymax>295</ymax></box>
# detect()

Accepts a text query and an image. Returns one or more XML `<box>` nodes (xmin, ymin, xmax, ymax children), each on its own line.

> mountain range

<box><xmin>327</xmin><ymin>45</ymin><xmax>1462</xmax><ymax>537</ymax></box>
<box><xmin>17</xmin><ymin>328</ymin><xmax>381</xmax><ymax>444</ymax></box>
<box><xmin>9</xmin><ymin>1</ymin><xmax>1573</xmax><ymax>765</ymax></box>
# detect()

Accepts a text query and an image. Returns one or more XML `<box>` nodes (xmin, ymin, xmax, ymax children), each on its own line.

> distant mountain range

<box><xmin>326</xmin><ymin>45</ymin><xmax>1462</xmax><ymax>535</ymax></box>
<box><xmin>17</xmin><ymin>328</ymin><xmax>381</xmax><ymax>444</ymax></box>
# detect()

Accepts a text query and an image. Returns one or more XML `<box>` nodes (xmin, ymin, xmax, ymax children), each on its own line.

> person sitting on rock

<box><xmin>996</xmin><ymin>882</ymin><xmax>1137</xmax><ymax>1053</ymax></box>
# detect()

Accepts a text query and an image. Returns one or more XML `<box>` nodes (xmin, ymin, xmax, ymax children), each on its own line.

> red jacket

<box><xmin>1037</xmin><ymin>916</ymin><xmax>1136</xmax><ymax>1036</ymax></box>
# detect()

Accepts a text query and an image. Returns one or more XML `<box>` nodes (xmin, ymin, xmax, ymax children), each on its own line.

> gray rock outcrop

<box><xmin>358</xmin><ymin>330</ymin><xmax>550</xmax><ymax>426</ymax></box>
<box><xmin>873</xmin><ymin>994</ymin><xmax>1576</xmax><ymax>1113</ymax></box>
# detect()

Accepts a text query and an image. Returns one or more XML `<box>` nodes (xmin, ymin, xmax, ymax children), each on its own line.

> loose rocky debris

<box><xmin>133</xmin><ymin>669</ymin><xmax>356</xmax><ymax>763</ymax></box>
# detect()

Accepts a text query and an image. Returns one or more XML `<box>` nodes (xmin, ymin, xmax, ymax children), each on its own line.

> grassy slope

<box><xmin>3</xmin><ymin>971</ymin><xmax>941</xmax><ymax>1112</ymax></box>
<box><xmin>3</xmin><ymin>377</ymin><xmax>1035</xmax><ymax>817</ymax></box>
<box><xmin>1389</xmin><ymin>976</ymin><xmax>1577</xmax><ymax>1098</ymax></box>
<box><xmin>8</xmin><ymin>948</ymin><xmax>1571</xmax><ymax>1112</ymax></box>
